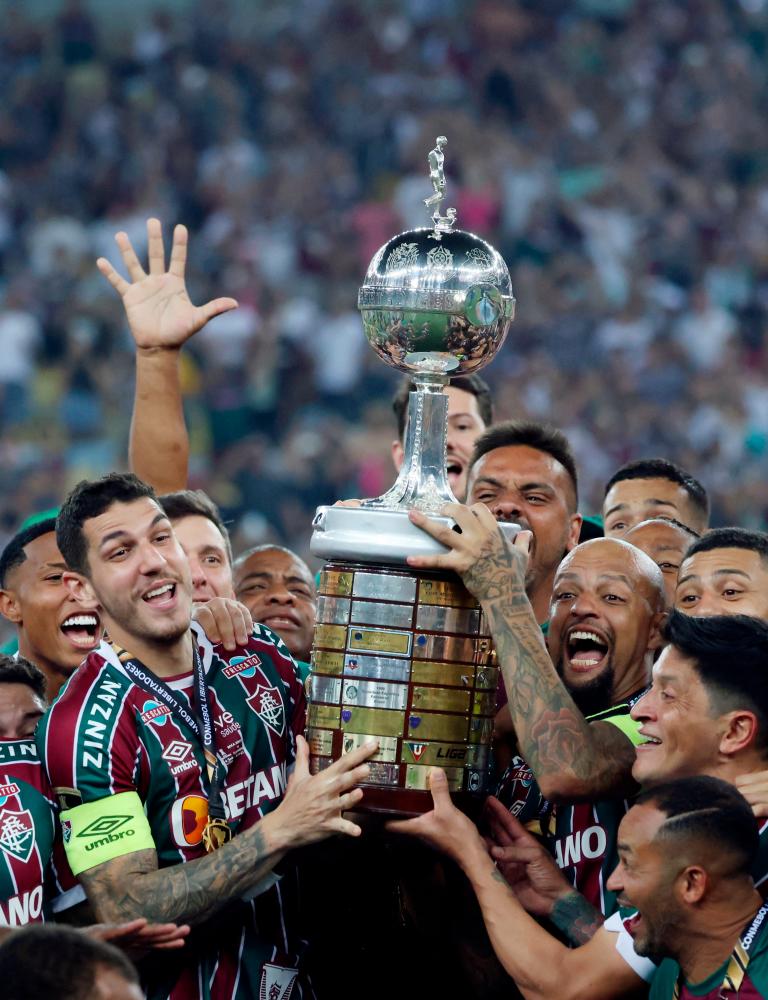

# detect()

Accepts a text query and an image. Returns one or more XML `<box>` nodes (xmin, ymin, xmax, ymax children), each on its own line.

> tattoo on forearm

<box><xmin>550</xmin><ymin>891</ymin><xmax>604</xmax><ymax>946</ymax></box>
<box><xmin>81</xmin><ymin>826</ymin><xmax>273</xmax><ymax>927</ymax></box>
<box><xmin>469</xmin><ymin>535</ymin><xmax>635</xmax><ymax>796</ymax></box>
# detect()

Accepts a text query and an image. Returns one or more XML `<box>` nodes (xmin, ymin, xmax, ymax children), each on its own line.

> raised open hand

<box><xmin>97</xmin><ymin>217</ymin><xmax>238</xmax><ymax>350</ymax></box>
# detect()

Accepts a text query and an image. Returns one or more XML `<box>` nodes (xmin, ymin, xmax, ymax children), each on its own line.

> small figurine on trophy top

<box><xmin>423</xmin><ymin>135</ymin><xmax>457</xmax><ymax>237</ymax></box>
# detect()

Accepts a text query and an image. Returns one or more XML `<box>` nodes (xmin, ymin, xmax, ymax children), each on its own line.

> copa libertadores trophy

<box><xmin>309</xmin><ymin>137</ymin><xmax>516</xmax><ymax>814</ymax></box>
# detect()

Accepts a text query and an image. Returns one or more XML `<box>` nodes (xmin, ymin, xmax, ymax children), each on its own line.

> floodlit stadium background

<box><xmin>1</xmin><ymin>0</ymin><xmax>766</xmax><ymax>625</ymax></box>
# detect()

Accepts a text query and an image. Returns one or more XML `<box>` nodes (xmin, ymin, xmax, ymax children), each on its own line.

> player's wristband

<box><xmin>61</xmin><ymin>791</ymin><xmax>155</xmax><ymax>875</ymax></box>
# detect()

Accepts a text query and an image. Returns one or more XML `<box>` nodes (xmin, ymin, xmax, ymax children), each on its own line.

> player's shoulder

<box><xmin>194</xmin><ymin>620</ymin><xmax>302</xmax><ymax>688</ymax></box>
<box><xmin>37</xmin><ymin>644</ymin><xmax>133</xmax><ymax>756</ymax></box>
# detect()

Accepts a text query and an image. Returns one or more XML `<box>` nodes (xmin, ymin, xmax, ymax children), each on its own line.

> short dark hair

<box><xmin>57</xmin><ymin>472</ymin><xmax>158</xmax><ymax>576</ymax></box>
<box><xmin>664</xmin><ymin>610</ymin><xmax>768</xmax><ymax>755</ymax></box>
<box><xmin>469</xmin><ymin>420</ymin><xmax>578</xmax><ymax>508</ymax></box>
<box><xmin>234</xmin><ymin>544</ymin><xmax>315</xmax><ymax>593</ymax></box>
<box><xmin>635</xmin><ymin>775</ymin><xmax>758</xmax><ymax>876</ymax></box>
<box><xmin>604</xmin><ymin>459</ymin><xmax>709</xmax><ymax>521</ymax></box>
<box><xmin>159</xmin><ymin>489</ymin><xmax>232</xmax><ymax>565</ymax></box>
<box><xmin>0</xmin><ymin>517</ymin><xmax>58</xmax><ymax>589</ymax></box>
<box><xmin>0</xmin><ymin>654</ymin><xmax>47</xmax><ymax>703</ymax></box>
<box><xmin>0</xmin><ymin>924</ymin><xmax>139</xmax><ymax>1000</ymax></box>
<box><xmin>392</xmin><ymin>374</ymin><xmax>493</xmax><ymax>440</ymax></box>
<box><xmin>684</xmin><ymin>527</ymin><xmax>768</xmax><ymax>564</ymax></box>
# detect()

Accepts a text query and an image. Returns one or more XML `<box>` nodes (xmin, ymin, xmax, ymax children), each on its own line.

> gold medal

<box><xmin>202</xmin><ymin>817</ymin><xmax>232</xmax><ymax>853</ymax></box>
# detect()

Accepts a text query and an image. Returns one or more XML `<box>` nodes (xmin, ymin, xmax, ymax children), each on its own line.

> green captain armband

<box><xmin>61</xmin><ymin>791</ymin><xmax>156</xmax><ymax>875</ymax></box>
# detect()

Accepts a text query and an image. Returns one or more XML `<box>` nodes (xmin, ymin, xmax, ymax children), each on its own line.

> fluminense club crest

<box><xmin>247</xmin><ymin>684</ymin><xmax>285</xmax><ymax>737</ymax></box>
<box><xmin>0</xmin><ymin>808</ymin><xmax>34</xmax><ymax>863</ymax></box>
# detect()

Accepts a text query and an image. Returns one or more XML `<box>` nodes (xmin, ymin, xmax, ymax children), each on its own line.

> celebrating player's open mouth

<box><xmin>59</xmin><ymin>609</ymin><xmax>102</xmax><ymax>652</ymax></box>
<box><xmin>446</xmin><ymin>456</ymin><xmax>464</xmax><ymax>490</ymax></box>
<box><xmin>261</xmin><ymin>609</ymin><xmax>302</xmax><ymax>632</ymax></box>
<box><xmin>141</xmin><ymin>579</ymin><xmax>180</xmax><ymax>611</ymax></box>
<box><xmin>563</xmin><ymin>624</ymin><xmax>611</xmax><ymax>677</ymax></box>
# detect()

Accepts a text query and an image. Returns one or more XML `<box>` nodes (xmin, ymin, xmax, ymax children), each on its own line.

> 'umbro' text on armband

<box><xmin>61</xmin><ymin>791</ymin><xmax>155</xmax><ymax>875</ymax></box>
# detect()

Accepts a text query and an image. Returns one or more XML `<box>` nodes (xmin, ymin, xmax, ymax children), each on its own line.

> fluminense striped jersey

<box><xmin>496</xmin><ymin>699</ymin><xmax>644</xmax><ymax>918</ymax></box>
<box><xmin>37</xmin><ymin>621</ymin><xmax>309</xmax><ymax>1000</ymax></box>
<box><xmin>0</xmin><ymin>738</ymin><xmax>55</xmax><ymax>927</ymax></box>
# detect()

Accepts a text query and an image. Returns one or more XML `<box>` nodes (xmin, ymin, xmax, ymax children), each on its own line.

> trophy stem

<box><xmin>362</xmin><ymin>376</ymin><xmax>457</xmax><ymax>513</ymax></box>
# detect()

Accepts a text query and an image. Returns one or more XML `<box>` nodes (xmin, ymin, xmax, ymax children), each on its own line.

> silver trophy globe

<box><xmin>308</xmin><ymin>138</ymin><xmax>517</xmax><ymax>814</ymax></box>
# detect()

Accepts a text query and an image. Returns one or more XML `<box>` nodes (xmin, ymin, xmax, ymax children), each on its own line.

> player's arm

<box><xmin>70</xmin><ymin>737</ymin><xmax>375</xmax><ymax>927</ymax></box>
<box><xmin>408</xmin><ymin>504</ymin><xmax>637</xmax><ymax>801</ymax></box>
<box><xmin>97</xmin><ymin>217</ymin><xmax>237</xmax><ymax>493</ymax></box>
<box><xmin>484</xmin><ymin>796</ymin><xmax>604</xmax><ymax>945</ymax></box>
<box><xmin>391</xmin><ymin>771</ymin><xmax>647</xmax><ymax>1000</ymax></box>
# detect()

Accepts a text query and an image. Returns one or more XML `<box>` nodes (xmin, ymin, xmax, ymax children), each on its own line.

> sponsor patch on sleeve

<box><xmin>61</xmin><ymin>790</ymin><xmax>155</xmax><ymax>875</ymax></box>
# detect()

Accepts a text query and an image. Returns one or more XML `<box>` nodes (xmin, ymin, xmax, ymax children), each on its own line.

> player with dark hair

<box><xmin>391</xmin><ymin>374</ymin><xmax>493</xmax><ymax>501</ymax></box>
<box><xmin>609</xmin><ymin>777</ymin><xmax>768</xmax><ymax>999</ymax></box>
<box><xmin>41</xmin><ymin>471</ymin><xmax>377</xmax><ymax>999</ymax></box>
<box><xmin>603</xmin><ymin>458</ymin><xmax>709</xmax><ymax>536</ymax></box>
<box><xmin>675</xmin><ymin>527</ymin><xmax>768</xmax><ymax>620</ymax></box>
<box><xmin>465</xmin><ymin>420</ymin><xmax>582</xmax><ymax>625</ymax></box>
<box><xmin>233</xmin><ymin>545</ymin><xmax>316</xmax><ymax>668</ymax></box>
<box><xmin>158</xmin><ymin>488</ymin><xmax>235</xmax><ymax>603</ymax></box>
<box><xmin>388</xmin><ymin>612</ymin><xmax>768</xmax><ymax>999</ymax></box>
<box><xmin>0</xmin><ymin>519</ymin><xmax>101</xmax><ymax>699</ymax></box>
<box><xmin>625</xmin><ymin>517</ymin><xmax>699</xmax><ymax>607</ymax></box>
<box><xmin>0</xmin><ymin>924</ymin><xmax>142</xmax><ymax>1000</ymax></box>
<box><xmin>632</xmin><ymin>611</ymin><xmax>768</xmax><ymax>791</ymax></box>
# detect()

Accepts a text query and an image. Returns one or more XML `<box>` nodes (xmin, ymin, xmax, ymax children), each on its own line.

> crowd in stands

<box><xmin>1</xmin><ymin>0</ymin><xmax>767</xmax><ymax>596</ymax></box>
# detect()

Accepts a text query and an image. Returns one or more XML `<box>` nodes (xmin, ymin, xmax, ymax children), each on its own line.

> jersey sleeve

<box><xmin>37</xmin><ymin>665</ymin><xmax>140</xmax><ymax>805</ymax></box>
<box><xmin>60</xmin><ymin>791</ymin><xmax>155</xmax><ymax>876</ymax></box>
<box><xmin>603</xmin><ymin>910</ymin><xmax>657</xmax><ymax>982</ymax></box>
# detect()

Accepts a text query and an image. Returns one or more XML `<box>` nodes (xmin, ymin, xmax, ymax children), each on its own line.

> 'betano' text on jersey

<box><xmin>37</xmin><ymin>621</ymin><xmax>309</xmax><ymax>1000</ymax></box>
<box><xmin>0</xmin><ymin>738</ymin><xmax>55</xmax><ymax>928</ymax></box>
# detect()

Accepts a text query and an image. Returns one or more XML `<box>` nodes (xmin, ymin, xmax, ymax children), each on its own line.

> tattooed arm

<box><xmin>79</xmin><ymin>736</ymin><xmax>375</xmax><ymax>926</ymax></box>
<box><xmin>408</xmin><ymin>504</ymin><xmax>637</xmax><ymax>800</ymax></box>
<box><xmin>390</xmin><ymin>770</ymin><xmax>647</xmax><ymax>1000</ymax></box>
<box><xmin>485</xmin><ymin>796</ymin><xmax>604</xmax><ymax>945</ymax></box>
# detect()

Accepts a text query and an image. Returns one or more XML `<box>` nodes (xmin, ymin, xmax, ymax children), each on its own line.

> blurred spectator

<box><xmin>0</xmin><ymin>0</ymin><xmax>765</xmax><ymax>659</ymax></box>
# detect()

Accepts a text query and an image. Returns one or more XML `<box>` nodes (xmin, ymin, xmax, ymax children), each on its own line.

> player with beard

<box><xmin>624</xmin><ymin>518</ymin><xmax>699</xmax><ymax>608</ymax></box>
<box><xmin>408</xmin><ymin>507</ymin><xmax>665</xmax><ymax>918</ymax></box>
<box><xmin>675</xmin><ymin>527</ymin><xmax>768</xmax><ymax>621</ymax></box>
<box><xmin>0</xmin><ymin>519</ymin><xmax>101</xmax><ymax>700</ymax></box>
<box><xmin>390</xmin><ymin>615</ymin><xmax>768</xmax><ymax>999</ymax></box>
<box><xmin>465</xmin><ymin>421</ymin><xmax>582</xmax><ymax>626</ymax></box>
<box><xmin>233</xmin><ymin>546</ymin><xmax>316</xmax><ymax>673</ymax></box>
<box><xmin>610</xmin><ymin>778</ymin><xmax>768</xmax><ymax>1000</ymax></box>
<box><xmin>390</xmin><ymin>374</ymin><xmax>493</xmax><ymax>501</ymax></box>
<box><xmin>603</xmin><ymin>459</ymin><xmax>709</xmax><ymax>537</ymax></box>
<box><xmin>37</xmin><ymin>473</ymin><xmax>377</xmax><ymax>1000</ymax></box>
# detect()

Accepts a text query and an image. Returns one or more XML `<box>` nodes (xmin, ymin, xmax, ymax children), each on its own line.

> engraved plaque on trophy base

<box><xmin>308</xmin><ymin>560</ymin><xmax>498</xmax><ymax>815</ymax></box>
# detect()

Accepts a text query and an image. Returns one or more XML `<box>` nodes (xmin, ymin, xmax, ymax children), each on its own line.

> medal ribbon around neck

<box><xmin>112</xmin><ymin>640</ymin><xmax>233</xmax><ymax>852</ymax></box>
<box><xmin>672</xmin><ymin>901</ymin><xmax>768</xmax><ymax>999</ymax></box>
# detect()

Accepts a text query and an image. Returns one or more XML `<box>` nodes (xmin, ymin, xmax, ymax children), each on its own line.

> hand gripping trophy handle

<box><xmin>308</xmin><ymin>138</ymin><xmax>516</xmax><ymax>814</ymax></box>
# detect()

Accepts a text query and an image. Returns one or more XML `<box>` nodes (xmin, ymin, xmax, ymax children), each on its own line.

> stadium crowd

<box><xmin>2</xmin><ymin>1</ymin><xmax>768</xmax><ymax>998</ymax></box>
<box><xmin>1</xmin><ymin>0</ymin><xmax>768</xmax><ymax>598</ymax></box>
